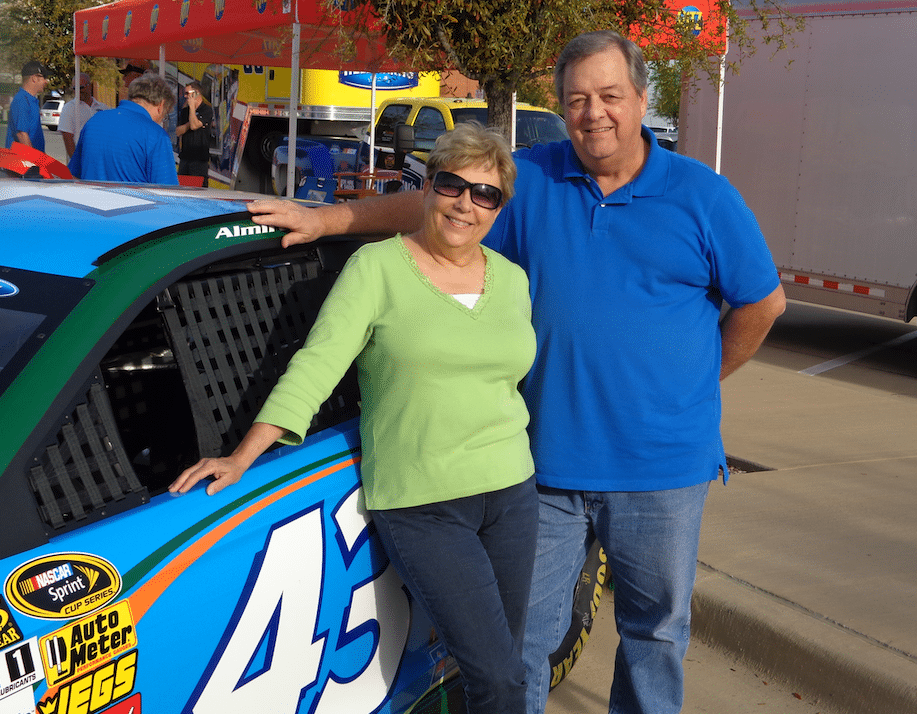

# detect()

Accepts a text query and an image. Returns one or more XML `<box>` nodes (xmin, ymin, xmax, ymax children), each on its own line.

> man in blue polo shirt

<box><xmin>4</xmin><ymin>60</ymin><xmax>49</xmax><ymax>152</ymax></box>
<box><xmin>480</xmin><ymin>31</ymin><xmax>784</xmax><ymax>714</ymax></box>
<box><xmin>246</xmin><ymin>30</ymin><xmax>785</xmax><ymax>714</ymax></box>
<box><xmin>69</xmin><ymin>73</ymin><xmax>177</xmax><ymax>185</ymax></box>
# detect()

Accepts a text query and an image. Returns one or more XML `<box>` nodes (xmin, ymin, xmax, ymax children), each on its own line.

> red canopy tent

<box><xmin>72</xmin><ymin>0</ymin><xmax>399</xmax><ymax>192</ymax></box>
<box><xmin>73</xmin><ymin>0</ymin><xmax>397</xmax><ymax>70</ymax></box>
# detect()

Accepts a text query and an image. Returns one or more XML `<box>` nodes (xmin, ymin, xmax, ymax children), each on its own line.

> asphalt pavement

<box><xmin>548</xmin><ymin>324</ymin><xmax>917</xmax><ymax>714</ymax></box>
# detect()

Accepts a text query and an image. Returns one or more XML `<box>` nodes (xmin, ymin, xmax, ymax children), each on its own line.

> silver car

<box><xmin>40</xmin><ymin>98</ymin><xmax>65</xmax><ymax>130</ymax></box>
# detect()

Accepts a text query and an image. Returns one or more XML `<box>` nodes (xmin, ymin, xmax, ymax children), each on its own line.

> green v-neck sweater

<box><xmin>256</xmin><ymin>236</ymin><xmax>536</xmax><ymax>510</ymax></box>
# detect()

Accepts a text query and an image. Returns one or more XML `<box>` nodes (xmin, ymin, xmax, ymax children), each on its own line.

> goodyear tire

<box><xmin>548</xmin><ymin>541</ymin><xmax>608</xmax><ymax>690</ymax></box>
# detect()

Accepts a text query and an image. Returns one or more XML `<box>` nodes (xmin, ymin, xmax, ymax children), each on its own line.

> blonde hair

<box><xmin>425</xmin><ymin>121</ymin><xmax>517</xmax><ymax>204</ymax></box>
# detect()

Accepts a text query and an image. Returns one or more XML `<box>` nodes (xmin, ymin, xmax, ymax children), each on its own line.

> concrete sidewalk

<box><xmin>546</xmin><ymin>355</ymin><xmax>917</xmax><ymax>714</ymax></box>
<box><xmin>694</xmin><ymin>358</ymin><xmax>917</xmax><ymax>713</ymax></box>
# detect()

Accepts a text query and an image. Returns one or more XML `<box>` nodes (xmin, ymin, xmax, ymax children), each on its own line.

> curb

<box><xmin>691</xmin><ymin>566</ymin><xmax>917</xmax><ymax>714</ymax></box>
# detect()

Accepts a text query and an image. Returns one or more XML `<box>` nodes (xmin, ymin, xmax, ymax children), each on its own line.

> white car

<box><xmin>40</xmin><ymin>98</ymin><xmax>65</xmax><ymax>130</ymax></box>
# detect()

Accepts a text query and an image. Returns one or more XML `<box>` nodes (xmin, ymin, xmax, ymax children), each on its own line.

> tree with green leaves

<box><xmin>648</xmin><ymin>59</ymin><xmax>685</xmax><ymax>128</ymax></box>
<box><xmin>334</xmin><ymin>0</ymin><xmax>803</xmax><ymax>137</ymax></box>
<box><xmin>0</xmin><ymin>0</ymin><xmax>115</xmax><ymax>93</ymax></box>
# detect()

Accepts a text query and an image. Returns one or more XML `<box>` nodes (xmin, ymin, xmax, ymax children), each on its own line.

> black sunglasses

<box><xmin>431</xmin><ymin>171</ymin><xmax>503</xmax><ymax>210</ymax></box>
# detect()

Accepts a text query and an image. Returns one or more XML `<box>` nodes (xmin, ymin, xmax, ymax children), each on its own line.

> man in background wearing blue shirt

<box><xmin>4</xmin><ymin>61</ymin><xmax>49</xmax><ymax>152</ymax></box>
<box><xmin>69</xmin><ymin>73</ymin><xmax>177</xmax><ymax>185</ymax></box>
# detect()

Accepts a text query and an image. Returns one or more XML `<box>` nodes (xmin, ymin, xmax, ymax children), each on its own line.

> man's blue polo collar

<box><xmin>560</xmin><ymin>125</ymin><xmax>670</xmax><ymax>204</ymax></box>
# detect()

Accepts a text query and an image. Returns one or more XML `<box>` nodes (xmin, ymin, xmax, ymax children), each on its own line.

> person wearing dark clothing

<box><xmin>176</xmin><ymin>81</ymin><xmax>213</xmax><ymax>186</ymax></box>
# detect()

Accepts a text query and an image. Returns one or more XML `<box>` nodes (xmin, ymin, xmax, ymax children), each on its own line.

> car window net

<box><xmin>29</xmin><ymin>371</ymin><xmax>146</xmax><ymax>532</ymax></box>
<box><xmin>159</xmin><ymin>258</ymin><xmax>360</xmax><ymax>459</ymax></box>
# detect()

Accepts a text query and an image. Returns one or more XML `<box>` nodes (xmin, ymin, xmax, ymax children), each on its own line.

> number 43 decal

<box><xmin>185</xmin><ymin>487</ymin><xmax>410</xmax><ymax>713</ymax></box>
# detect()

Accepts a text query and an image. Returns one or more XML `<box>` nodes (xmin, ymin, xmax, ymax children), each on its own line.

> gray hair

<box><xmin>128</xmin><ymin>73</ymin><xmax>176</xmax><ymax>112</ymax></box>
<box><xmin>425</xmin><ymin>121</ymin><xmax>517</xmax><ymax>204</ymax></box>
<box><xmin>554</xmin><ymin>30</ymin><xmax>648</xmax><ymax>102</ymax></box>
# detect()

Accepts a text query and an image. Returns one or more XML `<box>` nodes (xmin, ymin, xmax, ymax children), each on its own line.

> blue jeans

<box><xmin>371</xmin><ymin>476</ymin><xmax>538</xmax><ymax>714</ymax></box>
<box><xmin>524</xmin><ymin>482</ymin><xmax>710</xmax><ymax>714</ymax></box>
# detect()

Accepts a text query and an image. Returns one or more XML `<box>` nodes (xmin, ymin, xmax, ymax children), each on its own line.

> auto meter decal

<box><xmin>4</xmin><ymin>554</ymin><xmax>121</xmax><ymax>620</ymax></box>
<box><xmin>39</xmin><ymin>600</ymin><xmax>137</xmax><ymax>687</ymax></box>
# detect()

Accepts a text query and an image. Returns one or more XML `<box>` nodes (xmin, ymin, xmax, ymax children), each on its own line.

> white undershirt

<box><xmin>451</xmin><ymin>293</ymin><xmax>481</xmax><ymax>309</ymax></box>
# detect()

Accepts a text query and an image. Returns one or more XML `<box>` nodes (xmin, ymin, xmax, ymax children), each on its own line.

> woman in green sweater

<box><xmin>170</xmin><ymin>122</ymin><xmax>538</xmax><ymax>713</ymax></box>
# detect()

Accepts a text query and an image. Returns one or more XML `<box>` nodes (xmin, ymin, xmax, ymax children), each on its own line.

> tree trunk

<box><xmin>481</xmin><ymin>78</ymin><xmax>516</xmax><ymax>144</ymax></box>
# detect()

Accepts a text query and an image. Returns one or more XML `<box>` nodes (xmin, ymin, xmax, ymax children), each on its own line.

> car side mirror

<box><xmin>393</xmin><ymin>124</ymin><xmax>415</xmax><ymax>170</ymax></box>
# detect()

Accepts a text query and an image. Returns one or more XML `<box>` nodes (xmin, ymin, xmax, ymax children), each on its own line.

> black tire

<box><xmin>548</xmin><ymin>541</ymin><xmax>609</xmax><ymax>690</ymax></box>
<box><xmin>245</xmin><ymin>128</ymin><xmax>285</xmax><ymax>170</ymax></box>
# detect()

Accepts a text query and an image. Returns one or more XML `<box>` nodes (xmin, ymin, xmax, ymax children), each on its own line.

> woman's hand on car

<box><xmin>169</xmin><ymin>422</ymin><xmax>286</xmax><ymax>496</ymax></box>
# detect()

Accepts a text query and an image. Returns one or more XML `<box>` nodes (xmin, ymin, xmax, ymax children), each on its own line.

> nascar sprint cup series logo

<box><xmin>4</xmin><ymin>554</ymin><xmax>121</xmax><ymax>620</ymax></box>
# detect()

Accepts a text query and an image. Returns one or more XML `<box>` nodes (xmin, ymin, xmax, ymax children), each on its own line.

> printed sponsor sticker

<box><xmin>36</xmin><ymin>650</ymin><xmax>137</xmax><ymax>714</ymax></box>
<box><xmin>97</xmin><ymin>692</ymin><xmax>139</xmax><ymax>714</ymax></box>
<box><xmin>0</xmin><ymin>280</ymin><xmax>19</xmax><ymax>298</ymax></box>
<box><xmin>0</xmin><ymin>687</ymin><xmax>35</xmax><ymax>714</ymax></box>
<box><xmin>40</xmin><ymin>601</ymin><xmax>136</xmax><ymax>687</ymax></box>
<box><xmin>4</xmin><ymin>554</ymin><xmax>121</xmax><ymax>620</ymax></box>
<box><xmin>0</xmin><ymin>599</ymin><xmax>23</xmax><ymax>650</ymax></box>
<box><xmin>0</xmin><ymin>637</ymin><xmax>44</xmax><ymax>702</ymax></box>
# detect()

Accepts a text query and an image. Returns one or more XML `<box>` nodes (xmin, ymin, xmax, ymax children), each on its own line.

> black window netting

<box><xmin>160</xmin><ymin>258</ymin><xmax>360</xmax><ymax>458</ymax></box>
<box><xmin>28</xmin><ymin>372</ymin><xmax>147</xmax><ymax>532</ymax></box>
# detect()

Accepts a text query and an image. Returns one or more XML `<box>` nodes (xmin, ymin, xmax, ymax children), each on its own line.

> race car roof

<box><xmin>0</xmin><ymin>180</ymin><xmax>276</xmax><ymax>279</ymax></box>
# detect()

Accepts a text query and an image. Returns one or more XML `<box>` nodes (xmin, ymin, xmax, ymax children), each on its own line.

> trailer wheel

<box><xmin>548</xmin><ymin>541</ymin><xmax>608</xmax><ymax>690</ymax></box>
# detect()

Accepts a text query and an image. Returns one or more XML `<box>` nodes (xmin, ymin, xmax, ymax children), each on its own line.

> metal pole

<box><xmin>715</xmin><ymin>51</ymin><xmax>726</xmax><ymax>174</ymax></box>
<box><xmin>368</xmin><ymin>73</ymin><xmax>377</xmax><ymax>174</ymax></box>
<box><xmin>286</xmin><ymin>22</ymin><xmax>301</xmax><ymax>198</ymax></box>
<box><xmin>73</xmin><ymin>55</ymin><xmax>82</xmax><ymax>148</ymax></box>
<box><xmin>511</xmin><ymin>91</ymin><xmax>517</xmax><ymax>148</ymax></box>
<box><xmin>714</xmin><ymin>22</ymin><xmax>729</xmax><ymax>175</ymax></box>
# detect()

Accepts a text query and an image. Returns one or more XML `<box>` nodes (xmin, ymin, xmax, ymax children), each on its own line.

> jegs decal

<box><xmin>36</xmin><ymin>650</ymin><xmax>137</xmax><ymax>714</ymax></box>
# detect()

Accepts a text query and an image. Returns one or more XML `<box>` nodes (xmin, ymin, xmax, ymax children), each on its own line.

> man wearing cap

<box><xmin>69</xmin><ymin>73</ymin><xmax>178</xmax><ymax>185</ymax></box>
<box><xmin>119</xmin><ymin>59</ymin><xmax>151</xmax><ymax>87</ymax></box>
<box><xmin>4</xmin><ymin>60</ymin><xmax>50</xmax><ymax>151</ymax></box>
<box><xmin>58</xmin><ymin>73</ymin><xmax>109</xmax><ymax>159</ymax></box>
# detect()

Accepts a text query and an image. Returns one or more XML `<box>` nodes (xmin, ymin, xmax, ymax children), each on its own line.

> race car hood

<box><xmin>1</xmin><ymin>180</ymin><xmax>278</xmax><ymax>279</ymax></box>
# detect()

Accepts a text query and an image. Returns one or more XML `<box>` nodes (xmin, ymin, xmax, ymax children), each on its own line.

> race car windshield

<box><xmin>0</xmin><ymin>268</ymin><xmax>92</xmax><ymax>396</ymax></box>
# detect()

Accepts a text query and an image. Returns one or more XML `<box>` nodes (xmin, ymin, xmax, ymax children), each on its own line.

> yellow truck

<box><xmin>339</xmin><ymin>96</ymin><xmax>569</xmax><ymax>193</ymax></box>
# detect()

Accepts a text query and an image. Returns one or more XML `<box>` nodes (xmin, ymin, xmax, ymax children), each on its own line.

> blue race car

<box><xmin>0</xmin><ymin>177</ymin><xmax>604</xmax><ymax>714</ymax></box>
<box><xmin>0</xmin><ymin>177</ymin><xmax>469</xmax><ymax>714</ymax></box>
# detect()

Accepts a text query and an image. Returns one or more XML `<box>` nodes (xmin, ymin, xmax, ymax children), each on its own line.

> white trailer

<box><xmin>680</xmin><ymin>0</ymin><xmax>917</xmax><ymax>321</ymax></box>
